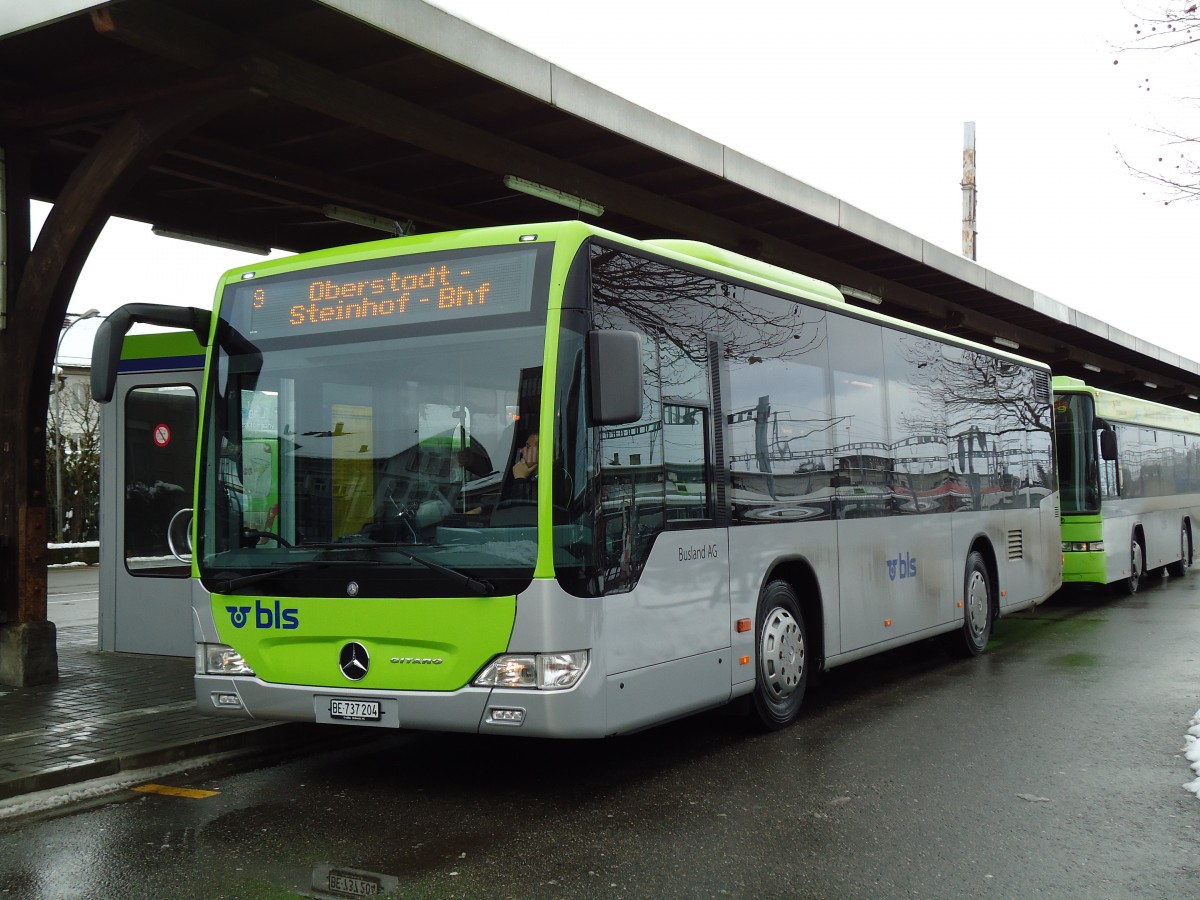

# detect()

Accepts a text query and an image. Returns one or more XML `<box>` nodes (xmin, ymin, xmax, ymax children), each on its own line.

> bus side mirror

<box><xmin>587</xmin><ymin>330</ymin><xmax>643</xmax><ymax>425</ymax></box>
<box><xmin>1100</xmin><ymin>428</ymin><xmax>1118</xmax><ymax>461</ymax></box>
<box><xmin>92</xmin><ymin>303</ymin><xmax>211</xmax><ymax>403</ymax></box>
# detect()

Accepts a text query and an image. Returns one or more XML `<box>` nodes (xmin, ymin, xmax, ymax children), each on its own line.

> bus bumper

<box><xmin>195</xmin><ymin>671</ymin><xmax>610</xmax><ymax>739</ymax></box>
<box><xmin>1061</xmin><ymin>550</ymin><xmax>1106</xmax><ymax>584</ymax></box>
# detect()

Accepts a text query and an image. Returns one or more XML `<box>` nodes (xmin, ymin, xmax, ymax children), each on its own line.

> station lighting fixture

<box><xmin>1082</xmin><ymin>363</ymin><xmax>1102</xmax><ymax>373</ymax></box>
<box><xmin>839</xmin><ymin>285</ymin><xmax>883</xmax><ymax>305</ymax></box>
<box><xmin>152</xmin><ymin>226</ymin><xmax>270</xmax><ymax>255</ymax></box>
<box><xmin>322</xmin><ymin>205</ymin><xmax>412</xmax><ymax>236</ymax></box>
<box><xmin>1144</xmin><ymin>381</ymin><xmax>1158</xmax><ymax>389</ymax></box>
<box><xmin>502</xmin><ymin>175</ymin><xmax>604</xmax><ymax>217</ymax></box>
<box><xmin>1189</xmin><ymin>394</ymin><xmax>1199</xmax><ymax>401</ymax></box>
<box><xmin>992</xmin><ymin>336</ymin><xmax>1020</xmax><ymax>350</ymax></box>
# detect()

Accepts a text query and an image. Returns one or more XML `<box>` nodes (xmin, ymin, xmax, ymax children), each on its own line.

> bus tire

<box><xmin>1167</xmin><ymin>523</ymin><xmax>1191</xmax><ymax>578</ymax></box>
<box><xmin>1120</xmin><ymin>536</ymin><xmax>1144</xmax><ymax>595</ymax></box>
<box><xmin>751</xmin><ymin>580</ymin><xmax>808</xmax><ymax>730</ymax></box>
<box><xmin>943</xmin><ymin>550</ymin><xmax>993</xmax><ymax>658</ymax></box>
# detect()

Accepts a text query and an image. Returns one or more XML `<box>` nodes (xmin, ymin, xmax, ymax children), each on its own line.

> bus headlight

<box><xmin>1062</xmin><ymin>541</ymin><xmax>1104</xmax><ymax>552</ymax></box>
<box><xmin>199</xmin><ymin>643</ymin><xmax>256</xmax><ymax>676</ymax></box>
<box><xmin>473</xmin><ymin>651</ymin><xmax>588</xmax><ymax>690</ymax></box>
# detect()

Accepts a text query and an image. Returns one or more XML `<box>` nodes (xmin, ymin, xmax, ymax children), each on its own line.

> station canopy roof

<box><xmin>3</xmin><ymin>0</ymin><xmax>1198</xmax><ymax>405</ymax></box>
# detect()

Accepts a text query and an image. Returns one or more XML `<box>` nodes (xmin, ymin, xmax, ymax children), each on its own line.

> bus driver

<box><xmin>508</xmin><ymin>432</ymin><xmax>538</xmax><ymax>500</ymax></box>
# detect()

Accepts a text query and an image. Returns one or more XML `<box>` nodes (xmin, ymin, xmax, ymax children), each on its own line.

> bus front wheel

<box><xmin>751</xmin><ymin>580</ymin><xmax>808</xmax><ymax>730</ymax></box>
<box><xmin>1121</xmin><ymin>537</ymin><xmax>1144</xmax><ymax>595</ymax></box>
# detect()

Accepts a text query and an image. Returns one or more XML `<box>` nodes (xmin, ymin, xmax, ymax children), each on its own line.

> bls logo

<box><xmin>886</xmin><ymin>552</ymin><xmax>918</xmax><ymax>582</ymax></box>
<box><xmin>226</xmin><ymin>600</ymin><xmax>299</xmax><ymax>630</ymax></box>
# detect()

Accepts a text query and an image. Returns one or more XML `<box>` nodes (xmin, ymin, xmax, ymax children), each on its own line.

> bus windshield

<box><xmin>197</xmin><ymin>245</ymin><xmax>550</xmax><ymax>598</ymax></box>
<box><xmin>1054</xmin><ymin>391</ymin><xmax>1100</xmax><ymax>514</ymax></box>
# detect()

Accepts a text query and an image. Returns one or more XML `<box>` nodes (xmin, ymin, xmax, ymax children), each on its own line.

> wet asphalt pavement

<box><xmin>1</xmin><ymin>573</ymin><xmax>1197</xmax><ymax>899</ymax></box>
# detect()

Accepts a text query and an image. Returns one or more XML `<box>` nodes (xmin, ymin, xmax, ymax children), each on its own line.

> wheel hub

<box><xmin>966</xmin><ymin>570</ymin><xmax>989</xmax><ymax>639</ymax></box>
<box><xmin>761</xmin><ymin>608</ymin><xmax>804</xmax><ymax>700</ymax></box>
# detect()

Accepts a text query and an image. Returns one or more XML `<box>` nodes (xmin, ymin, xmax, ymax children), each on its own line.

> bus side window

<box><xmin>663</xmin><ymin>403</ymin><xmax>709</xmax><ymax>523</ymax></box>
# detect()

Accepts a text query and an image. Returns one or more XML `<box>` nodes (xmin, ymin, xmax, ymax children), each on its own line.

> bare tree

<box><xmin>1114</xmin><ymin>3</ymin><xmax>1200</xmax><ymax>201</ymax></box>
<box><xmin>898</xmin><ymin>341</ymin><xmax>1051</xmax><ymax>439</ymax></box>
<box><xmin>47</xmin><ymin>381</ymin><xmax>101</xmax><ymax>542</ymax></box>
<box><xmin>590</xmin><ymin>247</ymin><xmax>826</xmax><ymax>395</ymax></box>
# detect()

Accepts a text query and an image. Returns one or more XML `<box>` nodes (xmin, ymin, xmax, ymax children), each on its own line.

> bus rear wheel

<box><xmin>942</xmin><ymin>550</ymin><xmax>993</xmax><ymax>658</ymax></box>
<box><xmin>751</xmin><ymin>580</ymin><xmax>808</xmax><ymax>730</ymax></box>
<box><xmin>1167</xmin><ymin>524</ymin><xmax>1191</xmax><ymax>578</ymax></box>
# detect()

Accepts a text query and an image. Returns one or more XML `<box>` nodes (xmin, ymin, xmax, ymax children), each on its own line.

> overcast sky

<box><xmin>49</xmin><ymin>0</ymin><xmax>1200</xmax><ymax>365</ymax></box>
<box><xmin>427</xmin><ymin>0</ymin><xmax>1199</xmax><ymax>358</ymax></box>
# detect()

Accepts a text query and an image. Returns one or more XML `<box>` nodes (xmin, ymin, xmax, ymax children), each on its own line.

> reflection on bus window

<box><xmin>124</xmin><ymin>385</ymin><xmax>197</xmax><ymax>576</ymax></box>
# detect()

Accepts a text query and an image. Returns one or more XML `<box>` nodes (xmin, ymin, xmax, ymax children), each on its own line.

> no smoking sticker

<box><xmin>153</xmin><ymin>423</ymin><xmax>172</xmax><ymax>447</ymax></box>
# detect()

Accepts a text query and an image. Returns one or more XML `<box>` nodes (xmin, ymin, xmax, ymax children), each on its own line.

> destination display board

<box><xmin>224</xmin><ymin>245</ymin><xmax>540</xmax><ymax>340</ymax></box>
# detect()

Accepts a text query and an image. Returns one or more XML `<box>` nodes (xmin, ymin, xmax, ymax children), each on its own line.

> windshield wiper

<box><xmin>211</xmin><ymin>554</ymin><xmax>399</xmax><ymax>592</ymax></box>
<box><xmin>380</xmin><ymin>544</ymin><xmax>495</xmax><ymax>596</ymax></box>
<box><xmin>303</xmin><ymin>541</ymin><xmax>495</xmax><ymax>596</ymax></box>
<box><xmin>211</xmin><ymin>561</ymin><xmax>331</xmax><ymax>593</ymax></box>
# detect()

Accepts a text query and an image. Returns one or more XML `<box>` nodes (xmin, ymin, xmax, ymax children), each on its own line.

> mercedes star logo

<box><xmin>339</xmin><ymin>642</ymin><xmax>370</xmax><ymax>681</ymax></box>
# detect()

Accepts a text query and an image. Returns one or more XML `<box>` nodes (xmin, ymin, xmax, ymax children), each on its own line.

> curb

<box><xmin>0</xmin><ymin>721</ymin><xmax>361</xmax><ymax>803</ymax></box>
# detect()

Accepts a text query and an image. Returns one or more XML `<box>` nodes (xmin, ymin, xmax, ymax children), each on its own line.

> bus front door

<box><xmin>99</xmin><ymin>370</ymin><xmax>200</xmax><ymax>656</ymax></box>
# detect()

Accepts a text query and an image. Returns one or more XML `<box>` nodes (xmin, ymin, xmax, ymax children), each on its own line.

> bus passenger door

<box><xmin>99</xmin><ymin>370</ymin><xmax>200</xmax><ymax>656</ymax></box>
<box><xmin>601</xmin><ymin>402</ymin><xmax>732</xmax><ymax>730</ymax></box>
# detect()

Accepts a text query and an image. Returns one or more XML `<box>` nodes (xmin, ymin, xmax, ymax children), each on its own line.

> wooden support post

<box><xmin>0</xmin><ymin>90</ymin><xmax>249</xmax><ymax>685</ymax></box>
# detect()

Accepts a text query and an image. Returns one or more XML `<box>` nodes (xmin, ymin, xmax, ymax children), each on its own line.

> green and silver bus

<box><xmin>94</xmin><ymin>222</ymin><xmax>1061</xmax><ymax>737</ymax></box>
<box><xmin>1054</xmin><ymin>376</ymin><xmax>1200</xmax><ymax>593</ymax></box>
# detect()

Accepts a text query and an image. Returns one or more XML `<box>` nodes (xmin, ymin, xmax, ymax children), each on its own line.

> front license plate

<box><xmin>326</xmin><ymin>869</ymin><xmax>383</xmax><ymax>896</ymax></box>
<box><xmin>329</xmin><ymin>698</ymin><xmax>381</xmax><ymax>721</ymax></box>
<box><xmin>315</xmin><ymin>695</ymin><xmax>398</xmax><ymax>728</ymax></box>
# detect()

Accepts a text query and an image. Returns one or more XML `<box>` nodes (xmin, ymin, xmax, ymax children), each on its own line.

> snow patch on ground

<box><xmin>1184</xmin><ymin>709</ymin><xmax>1200</xmax><ymax>799</ymax></box>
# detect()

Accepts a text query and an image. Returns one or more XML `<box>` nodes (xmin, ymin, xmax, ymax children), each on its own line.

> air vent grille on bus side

<box><xmin>1007</xmin><ymin>529</ymin><xmax>1024</xmax><ymax>560</ymax></box>
<box><xmin>1033</xmin><ymin>372</ymin><xmax>1051</xmax><ymax>402</ymax></box>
